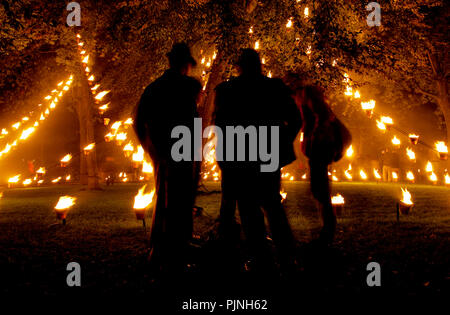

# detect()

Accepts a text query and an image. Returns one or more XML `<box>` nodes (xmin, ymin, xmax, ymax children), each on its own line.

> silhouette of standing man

<box><xmin>134</xmin><ymin>43</ymin><xmax>202</xmax><ymax>274</ymax></box>
<box><xmin>214</xmin><ymin>49</ymin><xmax>302</xmax><ymax>272</ymax></box>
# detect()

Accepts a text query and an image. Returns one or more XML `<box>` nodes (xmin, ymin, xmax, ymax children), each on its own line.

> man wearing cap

<box><xmin>134</xmin><ymin>43</ymin><xmax>202</xmax><ymax>274</ymax></box>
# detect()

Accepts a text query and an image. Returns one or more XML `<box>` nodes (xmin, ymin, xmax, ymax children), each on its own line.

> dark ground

<box><xmin>0</xmin><ymin>182</ymin><xmax>448</xmax><ymax>310</ymax></box>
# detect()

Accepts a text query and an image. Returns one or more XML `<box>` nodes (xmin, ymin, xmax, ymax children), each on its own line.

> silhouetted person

<box><xmin>134</xmin><ymin>43</ymin><xmax>202</xmax><ymax>273</ymax></box>
<box><xmin>214</xmin><ymin>49</ymin><xmax>302</xmax><ymax>272</ymax></box>
<box><xmin>294</xmin><ymin>85</ymin><xmax>351</xmax><ymax>245</ymax></box>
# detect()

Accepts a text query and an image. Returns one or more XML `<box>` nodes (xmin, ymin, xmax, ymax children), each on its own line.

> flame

<box><xmin>332</xmin><ymin>175</ymin><xmax>339</xmax><ymax>182</ymax></box>
<box><xmin>61</xmin><ymin>154</ymin><xmax>72</xmax><ymax>163</ymax></box>
<box><xmin>392</xmin><ymin>171</ymin><xmax>398</xmax><ymax>179</ymax></box>
<box><xmin>123</xmin><ymin>142</ymin><xmax>134</xmax><ymax>152</ymax></box>
<box><xmin>280</xmin><ymin>189</ymin><xmax>287</xmax><ymax>201</ymax></box>
<box><xmin>392</xmin><ymin>136</ymin><xmax>401</xmax><ymax>146</ymax></box>
<box><xmin>286</xmin><ymin>18</ymin><xmax>293</xmax><ymax>28</ymax></box>
<box><xmin>124</xmin><ymin>118</ymin><xmax>133</xmax><ymax>126</ymax></box>
<box><xmin>88</xmin><ymin>75</ymin><xmax>95</xmax><ymax>81</ymax></box>
<box><xmin>66</xmin><ymin>175</ymin><xmax>71</xmax><ymax>181</ymax></box>
<box><xmin>361</xmin><ymin>100</ymin><xmax>375</xmax><ymax>110</ymax></box>
<box><xmin>406</xmin><ymin>148</ymin><xmax>416</xmax><ymax>161</ymax></box>
<box><xmin>354</xmin><ymin>90</ymin><xmax>361</xmax><ymax>98</ymax></box>
<box><xmin>133</xmin><ymin>185</ymin><xmax>155</xmax><ymax>210</ymax></box>
<box><xmin>36</xmin><ymin>167</ymin><xmax>46</xmax><ymax>174</ymax></box>
<box><xmin>115</xmin><ymin>133</ymin><xmax>127</xmax><ymax>142</ymax></box>
<box><xmin>301</xmin><ymin>173</ymin><xmax>307</xmax><ymax>179</ymax></box>
<box><xmin>99</xmin><ymin>103</ymin><xmax>109</xmax><ymax>113</ymax></box>
<box><xmin>400</xmin><ymin>188</ymin><xmax>413</xmax><ymax>205</ymax></box>
<box><xmin>133</xmin><ymin>146</ymin><xmax>145</xmax><ymax>162</ymax></box>
<box><xmin>1</xmin><ymin>128</ymin><xmax>8</xmax><ymax>135</ymax></box>
<box><xmin>331</xmin><ymin>194</ymin><xmax>345</xmax><ymax>205</ymax></box>
<box><xmin>52</xmin><ymin>177</ymin><xmax>62</xmax><ymax>183</ymax></box>
<box><xmin>344</xmin><ymin>86</ymin><xmax>353</xmax><ymax>96</ymax></box>
<box><xmin>381</xmin><ymin>116</ymin><xmax>393</xmax><ymax>125</ymax></box>
<box><xmin>426</xmin><ymin>161</ymin><xmax>433</xmax><ymax>172</ymax></box>
<box><xmin>359</xmin><ymin>169</ymin><xmax>367</xmax><ymax>180</ymax></box>
<box><xmin>19</xmin><ymin>127</ymin><xmax>35</xmax><ymax>140</ymax></box>
<box><xmin>111</xmin><ymin>121</ymin><xmax>122</xmax><ymax>132</ymax></box>
<box><xmin>23</xmin><ymin>179</ymin><xmax>32</xmax><ymax>186</ymax></box>
<box><xmin>429</xmin><ymin>172</ymin><xmax>437</xmax><ymax>182</ymax></box>
<box><xmin>445</xmin><ymin>173</ymin><xmax>450</xmax><ymax>185</ymax></box>
<box><xmin>95</xmin><ymin>91</ymin><xmax>110</xmax><ymax>101</ymax></box>
<box><xmin>254</xmin><ymin>41</ymin><xmax>260</xmax><ymax>50</ymax></box>
<box><xmin>84</xmin><ymin>143</ymin><xmax>95</xmax><ymax>151</ymax></box>
<box><xmin>8</xmin><ymin>175</ymin><xmax>21</xmax><ymax>183</ymax></box>
<box><xmin>55</xmin><ymin>196</ymin><xmax>76</xmax><ymax>210</ymax></box>
<box><xmin>304</xmin><ymin>7</ymin><xmax>309</xmax><ymax>17</ymax></box>
<box><xmin>373</xmin><ymin>169</ymin><xmax>381</xmax><ymax>179</ymax></box>
<box><xmin>406</xmin><ymin>171</ymin><xmax>415</xmax><ymax>181</ymax></box>
<box><xmin>435</xmin><ymin>141</ymin><xmax>448</xmax><ymax>153</ymax></box>
<box><xmin>409</xmin><ymin>134</ymin><xmax>419</xmax><ymax>141</ymax></box>
<box><xmin>376</xmin><ymin>120</ymin><xmax>386</xmax><ymax>131</ymax></box>
<box><xmin>82</xmin><ymin>55</ymin><xmax>89</xmax><ymax>64</ymax></box>
<box><xmin>12</xmin><ymin>122</ymin><xmax>21</xmax><ymax>129</ymax></box>
<box><xmin>346</xmin><ymin>145</ymin><xmax>354</xmax><ymax>157</ymax></box>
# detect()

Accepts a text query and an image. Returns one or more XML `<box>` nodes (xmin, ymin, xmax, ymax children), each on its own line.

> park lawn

<box><xmin>0</xmin><ymin>181</ymin><xmax>448</xmax><ymax>299</ymax></box>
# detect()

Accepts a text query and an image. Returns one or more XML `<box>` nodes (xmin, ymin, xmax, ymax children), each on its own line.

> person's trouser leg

<box><xmin>309</xmin><ymin>160</ymin><xmax>335</xmax><ymax>243</ymax></box>
<box><xmin>260</xmin><ymin>171</ymin><xmax>296</xmax><ymax>267</ymax></box>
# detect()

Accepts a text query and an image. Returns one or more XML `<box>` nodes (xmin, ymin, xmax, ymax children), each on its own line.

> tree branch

<box><xmin>417</xmin><ymin>85</ymin><xmax>438</xmax><ymax>99</ymax></box>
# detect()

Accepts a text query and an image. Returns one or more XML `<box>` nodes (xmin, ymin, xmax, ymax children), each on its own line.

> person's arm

<box><xmin>133</xmin><ymin>86</ymin><xmax>161</xmax><ymax>161</ymax></box>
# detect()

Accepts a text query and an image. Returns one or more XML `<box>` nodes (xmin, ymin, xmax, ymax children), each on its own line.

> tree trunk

<box><xmin>436</xmin><ymin>78</ymin><xmax>450</xmax><ymax>168</ymax></box>
<box><xmin>74</xmin><ymin>70</ymin><xmax>100</xmax><ymax>189</ymax></box>
<box><xmin>199</xmin><ymin>51</ymin><xmax>227</xmax><ymax>126</ymax></box>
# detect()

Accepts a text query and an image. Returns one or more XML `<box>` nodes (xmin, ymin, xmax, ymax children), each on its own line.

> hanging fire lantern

<box><xmin>398</xmin><ymin>188</ymin><xmax>413</xmax><ymax>215</ymax></box>
<box><xmin>409</xmin><ymin>134</ymin><xmax>419</xmax><ymax>145</ymax></box>
<box><xmin>435</xmin><ymin>141</ymin><xmax>448</xmax><ymax>160</ymax></box>
<box><xmin>54</xmin><ymin>196</ymin><xmax>76</xmax><ymax>225</ymax></box>
<box><xmin>133</xmin><ymin>185</ymin><xmax>155</xmax><ymax>228</ymax></box>
<box><xmin>83</xmin><ymin>143</ymin><xmax>95</xmax><ymax>155</ymax></box>
<box><xmin>60</xmin><ymin>154</ymin><xmax>72</xmax><ymax>167</ymax></box>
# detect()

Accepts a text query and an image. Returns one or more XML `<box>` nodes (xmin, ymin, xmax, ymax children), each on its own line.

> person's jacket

<box><xmin>134</xmin><ymin>69</ymin><xmax>202</xmax><ymax>162</ymax></box>
<box><xmin>213</xmin><ymin>74</ymin><xmax>302</xmax><ymax>171</ymax></box>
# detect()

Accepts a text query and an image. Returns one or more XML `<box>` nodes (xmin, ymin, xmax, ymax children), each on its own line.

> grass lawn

<box><xmin>0</xmin><ymin>181</ymin><xmax>448</xmax><ymax>304</ymax></box>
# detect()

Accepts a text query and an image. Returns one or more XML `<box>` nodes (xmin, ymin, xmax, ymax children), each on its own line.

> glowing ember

<box><xmin>55</xmin><ymin>196</ymin><xmax>76</xmax><ymax>210</ymax></box>
<box><xmin>133</xmin><ymin>185</ymin><xmax>155</xmax><ymax>210</ymax></box>
<box><xmin>331</xmin><ymin>194</ymin><xmax>345</xmax><ymax>205</ymax></box>
<box><xmin>400</xmin><ymin>188</ymin><xmax>413</xmax><ymax>205</ymax></box>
